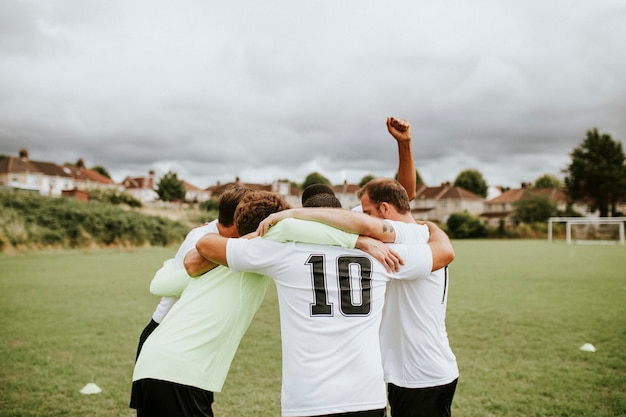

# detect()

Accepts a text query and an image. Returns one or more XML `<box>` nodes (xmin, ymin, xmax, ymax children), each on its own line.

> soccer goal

<box><xmin>548</xmin><ymin>217</ymin><xmax>625</xmax><ymax>245</ymax></box>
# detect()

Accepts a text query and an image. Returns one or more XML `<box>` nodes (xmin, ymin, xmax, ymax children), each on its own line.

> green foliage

<box><xmin>89</xmin><ymin>188</ymin><xmax>142</xmax><ymax>207</ymax></box>
<box><xmin>453</xmin><ymin>169</ymin><xmax>489</xmax><ymax>197</ymax></box>
<box><xmin>1</xmin><ymin>242</ymin><xmax>625</xmax><ymax>416</ymax></box>
<box><xmin>358</xmin><ymin>175</ymin><xmax>376</xmax><ymax>187</ymax></box>
<box><xmin>534</xmin><ymin>173</ymin><xmax>562</xmax><ymax>189</ymax></box>
<box><xmin>513</xmin><ymin>194</ymin><xmax>558</xmax><ymax>223</ymax></box>
<box><xmin>91</xmin><ymin>165</ymin><xmax>112</xmax><ymax>179</ymax></box>
<box><xmin>199</xmin><ymin>198</ymin><xmax>219</xmax><ymax>212</ymax></box>
<box><xmin>446</xmin><ymin>212</ymin><xmax>488</xmax><ymax>238</ymax></box>
<box><xmin>301</xmin><ymin>171</ymin><xmax>331</xmax><ymax>189</ymax></box>
<box><xmin>0</xmin><ymin>190</ymin><xmax>187</xmax><ymax>250</ymax></box>
<box><xmin>156</xmin><ymin>171</ymin><xmax>186</xmax><ymax>202</ymax></box>
<box><xmin>564</xmin><ymin>128</ymin><xmax>626</xmax><ymax>216</ymax></box>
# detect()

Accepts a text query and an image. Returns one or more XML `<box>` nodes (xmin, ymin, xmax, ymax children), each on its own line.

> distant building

<box><xmin>332</xmin><ymin>181</ymin><xmax>361</xmax><ymax>209</ymax></box>
<box><xmin>205</xmin><ymin>177</ymin><xmax>301</xmax><ymax>208</ymax></box>
<box><xmin>183</xmin><ymin>180</ymin><xmax>211</xmax><ymax>203</ymax></box>
<box><xmin>481</xmin><ymin>183</ymin><xmax>588</xmax><ymax>227</ymax></box>
<box><xmin>121</xmin><ymin>170</ymin><xmax>159</xmax><ymax>203</ymax></box>
<box><xmin>0</xmin><ymin>149</ymin><xmax>118</xmax><ymax>197</ymax></box>
<box><xmin>411</xmin><ymin>182</ymin><xmax>485</xmax><ymax>223</ymax></box>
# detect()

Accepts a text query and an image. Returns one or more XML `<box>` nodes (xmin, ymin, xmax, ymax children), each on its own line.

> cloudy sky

<box><xmin>1</xmin><ymin>1</ymin><xmax>625</xmax><ymax>194</ymax></box>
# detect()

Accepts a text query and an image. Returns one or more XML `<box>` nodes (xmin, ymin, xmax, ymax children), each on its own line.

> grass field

<box><xmin>1</xmin><ymin>240</ymin><xmax>625</xmax><ymax>416</ymax></box>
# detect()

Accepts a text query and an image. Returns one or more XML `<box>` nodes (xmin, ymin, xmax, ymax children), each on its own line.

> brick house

<box><xmin>0</xmin><ymin>149</ymin><xmax>117</xmax><ymax>197</ymax></box>
<box><xmin>411</xmin><ymin>182</ymin><xmax>485</xmax><ymax>223</ymax></box>
<box><xmin>481</xmin><ymin>183</ymin><xmax>588</xmax><ymax>227</ymax></box>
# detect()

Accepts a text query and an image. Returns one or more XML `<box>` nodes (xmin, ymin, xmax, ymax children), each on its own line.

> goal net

<box><xmin>548</xmin><ymin>217</ymin><xmax>626</xmax><ymax>245</ymax></box>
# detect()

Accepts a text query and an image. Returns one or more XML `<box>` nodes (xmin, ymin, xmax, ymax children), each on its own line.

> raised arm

<box><xmin>387</xmin><ymin>116</ymin><xmax>416</xmax><ymax>200</ymax></box>
<box><xmin>258</xmin><ymin>208</ymin><xmax>397</xmax><ymax>242</ymax></box>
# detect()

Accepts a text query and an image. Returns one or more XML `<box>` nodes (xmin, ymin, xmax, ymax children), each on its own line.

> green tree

<box><xmin>359</xmin><ymin>175</ymin><xmax>376</xmax><ymax>187</ymax></box>
<box><xmin>91</xmin><ymin>165</ymin><xmax>112</xmax><ymax>179</ymax></box>
<box><xmin>564</xmin><ymin>128</ymin><xmax>626</xmax><ymax>217</ymax></box>
<box><xmin>513</xmin><ymin>194</ymin><xmax>557</xmax><ymax>223</ymax></box>
<box><xmin>156</xmin><ymin>171</ymin><xmax>186</xmax><ymax>202</ymax></box>
<box><xmin>534</xmin><ymin>174</ymin><xmax>562</xmax><ymax>189</ymax></box>
<box><xmin>302</xmin><ymin>172</ymin><xmax>331</xmax><ymax>189</ymax></box>
<box><xmin>453</xmin><ymin>169</ymin><xmax>488</xmax><ymax>198</ymax></box>
<box><xmin>446</xmin><ymin>212</ymin><xmax>487</xmax><ymax>239</ymax></box>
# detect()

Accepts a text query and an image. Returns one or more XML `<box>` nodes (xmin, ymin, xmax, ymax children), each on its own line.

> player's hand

<box><xmin>356</xmin><ymin>236</ymin><xmax>404</xmax><ymax>273</ymax></box>
<box><xmin>387</xmin><ymin>116</ymin><xmax>411</xmax><ymax>142</ymax></box>
<box><xmin>257</xmin><ymin>211</ymin><xmax>290</xmax><ymax>236</ymax></box>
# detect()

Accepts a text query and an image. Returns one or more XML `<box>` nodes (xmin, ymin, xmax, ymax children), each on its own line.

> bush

<box><xmin>0</xmin><ymin>189</ymin><xmax>187</xmax><ymax>250</ymax></box>
<box><xmin>446</xmin><ymin>212</ymin><xmax>488</xmax><ymax>239</ymax></box>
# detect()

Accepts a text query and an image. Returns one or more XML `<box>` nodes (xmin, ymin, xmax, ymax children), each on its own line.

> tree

<box><xmin>359</xmin><ymin>175</ymin><xmax>376</xmax><ymax>187</ymax></box>
<box><xmin>564</xmin><ymin>128</ymin><xmax>626</xmax><ymax>217</ymax></box>
<box><xmin>446</xmin><ymin>212</ymin><xmax>487</xmax><ymax>239</ymax></box>
<box><xmin>156</xmin><ymin>171</ymin><xmax>186</xmax><ymax>202</ymax></box>
<box><xmin>91</xmin><ymin>165</ymin><xmax>112</xmax><ymax>179</ymax></box>
<box><xmin>534</xmin><ymin>174</ymin><xmax>562</xmax><ymax>189</ymax></box>
<box><xmin>513</xmin><ymin>194</ymin><xmax>557</xmax><ymax>223</ymax></box>
<box><xmin>453</xmin><ymin>169</ymin><xmax>488</xmax><ymax>198</ymax></box>
<box><xmin>302</xmin><ymin>172</ymin><xmax>331</xmax><ymax>189</ymax></box>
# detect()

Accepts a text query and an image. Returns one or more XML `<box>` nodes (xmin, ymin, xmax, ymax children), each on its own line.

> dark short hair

<box><xmin>217</xmin><ymin>186</ymin><xmax>252</xmax><ymax>227</ymax></box>
<box><xmin>234</xmin><ymin>191</ymin><xmax>291</xmax><ymax>235</ymax></box>
<box><xmin>303</xmin><ymin>193</ymin><xmax>342</xmax><ymax>208</ymax></box>
<box><xmin>301</xmin><ymin>184</ymin><xmax>335</xmax><ymax>205</ymax></box>
<box><xmin>357</xmin><ymin>177</ymin><xmax>411</xmax><ymax>214</ymax></box>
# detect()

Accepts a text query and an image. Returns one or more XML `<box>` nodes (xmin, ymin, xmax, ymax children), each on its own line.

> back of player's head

<box><xmin>357</xmin><ymin>177</ymin><xmax>411</xmax><ymax>214</ymax></box>
<box><xmin>217</xmin><ymin>186</ymin><xmax>253</xmax><ymax>227</ymax></box>
<box><xmin>303</xmin><ymin>193</ymin><xmax>342</xmax><ymax>208</ymax></box>
<box><xmin>301</xmin><ymin>184</ymin><xmax>335</xmax><ymax>206</ymax></box>
<box><xmin>235</xmin><ymin>191</ymin><xmax>291</xmax><ymax>235</ymax></box>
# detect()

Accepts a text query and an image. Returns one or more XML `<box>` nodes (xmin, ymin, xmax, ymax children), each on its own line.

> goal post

<box><xmin>548</xmin><ymin>217</ymin><xmax>625</xmax><ymax>245</ymax></box>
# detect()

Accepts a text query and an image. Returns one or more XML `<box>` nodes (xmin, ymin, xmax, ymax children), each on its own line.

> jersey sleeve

<box><xmin>264</xmin><ymin>218</ymin><xmax>358</xmax><ymax>249</ymax></box>
<box><xmin>174</xmin><ymin>221</ymin><xmax>218</xmax><ymax>262</ymax></box>
<box><xmin>226</xmin><ymin>238</ymin><xmax>283</xmax><ymax>276</ymax></box>
<box><xmin>390</xmin><ymin>243</ymin><xmax>433</xmax><ymax>280</ymax></box>
<box><xmin>149</xmin><ymin>258</ymin><xmax>192</xmax><ymax>297</ymax></box>
<box><xmin>389</xmin><ymin>220</ymin><xmax>429</xmax><ymax>244</ymax></box>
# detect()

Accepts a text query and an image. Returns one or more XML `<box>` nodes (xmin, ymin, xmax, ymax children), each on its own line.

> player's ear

<box><xmin>379</xmin><ymin>202</ymin><xmax>391</xmax><ymax>217</ymax></box>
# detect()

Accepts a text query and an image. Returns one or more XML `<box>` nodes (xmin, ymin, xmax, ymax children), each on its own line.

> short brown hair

<box><xmin>217</xmin><ymin>186</ymin><xmax>252</xmax><ymax>227</ymax></box>
<box><xmin>357</xmin><ymin>177</ymin><xmax>411</xmax><ymax>214</ymax></box>
<box><xmin>234</xmin><ymin>191</ymin><xmax>291</xmax><ymax>235</ymax></box>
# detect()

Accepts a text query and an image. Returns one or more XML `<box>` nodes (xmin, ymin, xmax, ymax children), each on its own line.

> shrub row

<box><xmin>0</xmin><ymin>190</ymin><xmax>188</xmax><ymax>251</ymax></box>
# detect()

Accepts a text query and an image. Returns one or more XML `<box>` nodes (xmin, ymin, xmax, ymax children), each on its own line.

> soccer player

<box><xmin>258</xmin><ymin>177</ymin><xmax>459</xmax><ymax>416</ymax></box>
<box><xmin>194</xmin><ymin>197</ymin><xmax>454</xmax><ymax>417</ymax></box>
<box><xmin>130</xmin><ymin>189</ymin><xmax>282</xmax><ymax>416</ymax></box>
<box><xmin>131</xmin><ymin>190</ymin><xmax>399</xmax><ymax>416</ymax></box>
<box><xmin>131</xmin><ymin>185</ymin><xmax>251</xmax><ymax>361</ymax></box>
<box><xmin>360</xmin><ymin>178</ymin><xmax>459</xmax><ymax>417</ymax></box>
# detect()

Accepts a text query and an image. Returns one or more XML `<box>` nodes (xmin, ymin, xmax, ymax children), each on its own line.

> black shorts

<box><xmin>135</xmin><ymin>319</ymin><xmax>160</xmax><ymax>361</ymax></box>
<box><xmin>130</xmin><ymin>378</ymin><xmax>214</xmax><ymax>417</ymax></box>
<box><xmin>387</xmin><ymin>379</ymin><xmax>458</xmax><ymax>417</ymax></box>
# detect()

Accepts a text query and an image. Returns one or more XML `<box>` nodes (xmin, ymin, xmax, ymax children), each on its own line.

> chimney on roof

<box><xmin>19</xmin><ymin>148</ymin><xmax>28</xmax><ymax>161</ymax></box>
<box><xmin>235</xmin><ymin>176</ymin><xmax>240</xmax><ymax>184</ymax></box>
<box><xmin>76</xmin><ymin>159</ymin><xmax>85</xmax><ymax>169</ymax></box>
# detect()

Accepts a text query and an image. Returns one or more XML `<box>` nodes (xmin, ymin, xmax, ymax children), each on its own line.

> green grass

<box><xmin>1</xmin><ymin>241</ymin><xmax>625</xmax><ymax>416</ymax></box>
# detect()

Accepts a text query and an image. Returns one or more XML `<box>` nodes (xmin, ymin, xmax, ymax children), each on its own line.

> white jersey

<box><xmin>149</xmin><ymin>221</ymin><xmax>218</xmax><ymax>322</ymax></box>
<box><xmin>382</xmin><ymin>221</ymin><xmax>459</xmax><ymax>388</ymax></box>
<box><xmin>227</xmin><ymin>236</ymin><xmax>433</xmax><ymax>417</ymax></box>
